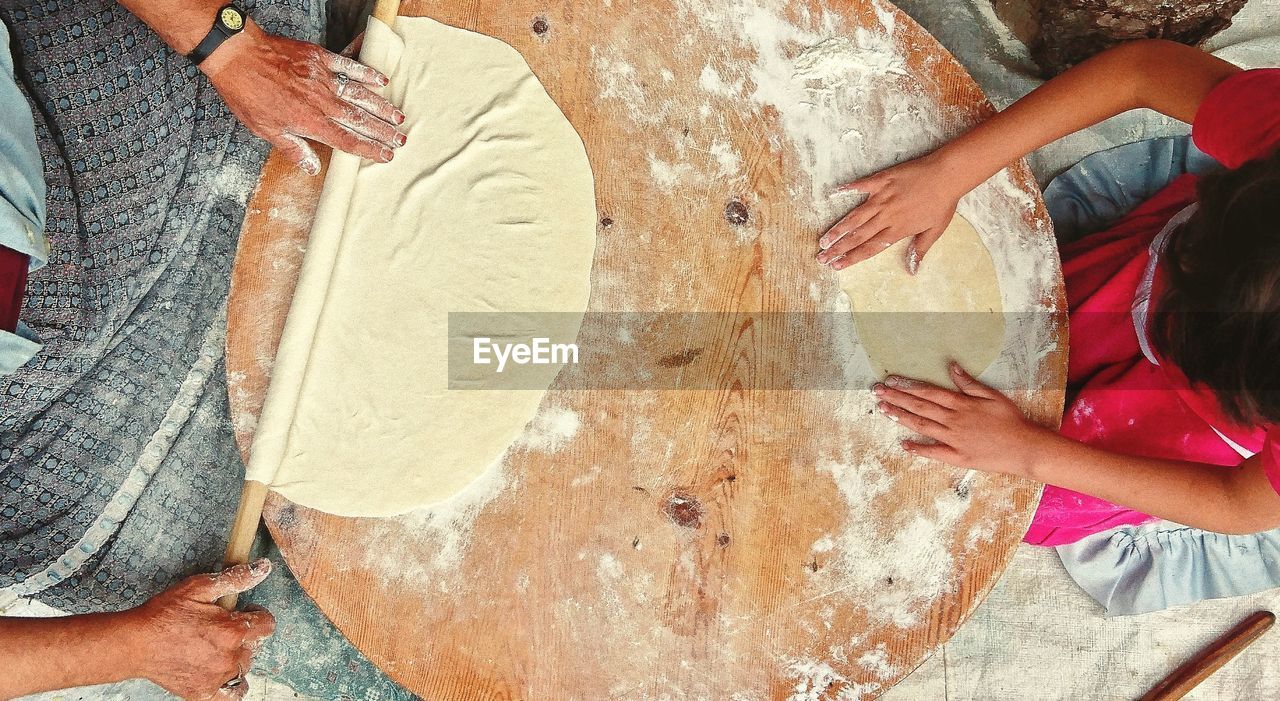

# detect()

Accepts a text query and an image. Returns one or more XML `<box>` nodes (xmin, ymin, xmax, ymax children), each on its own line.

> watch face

<box><xmin>220</xmin><ymin>7</ymin><xmax>244</xmax><ymax>31</ymax></box>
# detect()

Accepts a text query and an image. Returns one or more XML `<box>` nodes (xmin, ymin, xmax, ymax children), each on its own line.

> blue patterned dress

<box><xmin>0</xmin><ymin>0</ymin><xmax>323</xmax><ymax>613</ymax></box>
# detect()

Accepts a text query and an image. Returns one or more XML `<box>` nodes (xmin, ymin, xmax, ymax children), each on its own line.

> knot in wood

<box><xmin>531</xmin><ymin>17</ymin><xmax>550</xmax><ymax>36</ymax></box>
<box><xmin>724</xmin><ymin>199</ymin><xmax>749</xmax><ymax>225</ymax></box>
<box><xmin>664</xmin><ymin>492</ymin><xmax>704</xmax><ymax>529</ymax></box>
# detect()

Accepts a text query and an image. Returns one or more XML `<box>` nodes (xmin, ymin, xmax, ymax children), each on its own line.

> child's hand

<box><xmin>817</xmin><ymin>152</ymin><xmax>963</xmax><ymax>273</ymax></box>
<box><xmin>872</xmin><ymin>363</ymin><xmax>1054</xmax><ymax>476</ymax></box>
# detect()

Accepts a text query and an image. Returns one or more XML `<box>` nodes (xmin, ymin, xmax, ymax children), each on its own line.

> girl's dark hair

<box><xmin>1151</xmin><ymin>148</ymin><xmax>1280</xmax><ymax>425</ymax></box>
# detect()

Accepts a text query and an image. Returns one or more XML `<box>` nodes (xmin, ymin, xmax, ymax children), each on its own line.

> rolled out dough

<box><xmin>839</xmin><ymin>214</ymin><xmax>1004</xmax><ymax>388</ymax></box>
<box><xmin>245</xmin><ymin>17</ymin><xmax>597</xmax><ymax>516</ymax></box>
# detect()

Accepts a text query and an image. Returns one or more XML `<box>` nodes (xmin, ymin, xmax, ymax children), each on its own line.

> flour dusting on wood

<box><xmin>359</xmin><ymin>404</ymin><xmax>581</xmax><ymax>580</ymax></box>
<box><xmin>295</xmin><ymin>1</ymin><xmax>1066</xmax><ymax>697</ymax></box>
<box><xmin>635</xmin><ymin>0</ymin><xmax>1058</xmax><ymax>694</ymax></box>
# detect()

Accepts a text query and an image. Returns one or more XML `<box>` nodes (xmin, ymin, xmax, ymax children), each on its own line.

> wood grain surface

<box><xmin>225</xmin><ymin>0</ymin><xmax>1068</xmax><ymax>698</ymax></box>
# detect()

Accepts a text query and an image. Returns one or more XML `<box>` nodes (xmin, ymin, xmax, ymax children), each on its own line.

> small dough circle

<box><xmin>838</xmin><ymin>214</ymin><xmax>1004</xmax><ymax>388</ymax></box>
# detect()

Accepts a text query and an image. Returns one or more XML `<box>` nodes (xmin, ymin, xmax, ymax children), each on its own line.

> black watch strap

<box><xmin>189</xmin><ymin>4</ymin><xmax>247</xmax><ymax>65</ymax></box>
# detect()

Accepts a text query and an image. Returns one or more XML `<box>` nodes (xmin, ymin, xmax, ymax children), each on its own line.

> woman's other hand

<box><xmin>872</xmin><ymin>363</ymin><xmax>1055</xmax><ymax>476</ymax></box>
<box><xmin>129</xmin><ymin>559</ymin><xmax>276</xmax><ymax>700</ymax></box>
<box><xmin>201</xmin><ymin>20</ymin><xmax>406</xmax><ymax>175</ymax></box>
<box><xmin>817</xmin><ymin>152</ymin><xmax>963</xmax><ymax>273</ymax></box>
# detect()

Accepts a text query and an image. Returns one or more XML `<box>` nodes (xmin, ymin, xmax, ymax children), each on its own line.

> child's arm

<box><xmin>818</xmin><ymin>40</ymin><xmax>1242</xmax><ymax>271</ymax></box>
<box><xmin>873</xmin><ymin>365</ymin><xmax>1280</xmax><ymax>535</ymax></box>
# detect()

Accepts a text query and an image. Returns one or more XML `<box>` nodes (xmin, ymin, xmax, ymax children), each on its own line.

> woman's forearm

<box><xmin>2</xmin><ymin>563</ymin><xmax>277</xmax><ymax>700</ymax></box>
<box><xmin>931</xmin><ymin>39</ymin><xmax>1240</xmax><ymax>196</ymax></box>
<box><xmin>0</xmin><ymin>611</ymin><xmax>144</xmax><ymax>699</ymax></box>
<box><xmin>1024</xmin><ymin>432</ymin><xmax>1280</xmax><ymax>535</ymax></box>
<box><xmin>112</xmin><ymin>0</ymin><xmax>404</xmax><ymax>171</ymax></box>
<box><xmin>116</xmin><ymin>0</ymin><xmax>272</xmax><ymax>80</ymax></box>
<box><xmin>115</xmin><ymin>0</ymin><xmax>228</xmax><ymax>55</ymax></box>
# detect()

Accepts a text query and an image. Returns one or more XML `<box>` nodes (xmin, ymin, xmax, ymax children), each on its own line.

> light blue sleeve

<box><xmin>0</xmin><ymin>321</ymin><xmax>40</xmax><ymax>374</ymax></box>
<box><xmin>0</xmin><ymin>19</ymin><xmax>47</xmax><ymax>374</ymax></box>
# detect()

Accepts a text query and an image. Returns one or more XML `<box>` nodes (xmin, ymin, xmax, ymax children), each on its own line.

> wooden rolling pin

<box><xmin>1140</xmin><ymin>610</ymin><xmax>1275</xmax><ymax>701</ymax></box>
<box><xmin>217</xmin><ymin>0</ymin><xmax>402</xmax><ymax>611</ymax></box>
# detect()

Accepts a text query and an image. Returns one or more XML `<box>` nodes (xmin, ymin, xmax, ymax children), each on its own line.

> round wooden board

<box><xmin>226</xmin><ymin>1</ymin><xmax>1067</xmax><ymax>698</ymax></box>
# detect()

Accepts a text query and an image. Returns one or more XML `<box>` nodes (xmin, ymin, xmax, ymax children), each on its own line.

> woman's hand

<box><xmin>817</xmin><ymin>152</ymin><xmax>964</xmax><ymax>273</ymax></box>
<box><xmin>872</xmin><ymin>363</ymin><xmax>1056</xmax><ymax>476</ymax></box>
<box><xmin>127</xmin><ymin>559</ymin><xmax>276</xmax><ymax>700</ymax></box>
<box><xmin>201</xmin><ymin>21</ymin><xmax>406</xmax><ymax>175</ymax></box>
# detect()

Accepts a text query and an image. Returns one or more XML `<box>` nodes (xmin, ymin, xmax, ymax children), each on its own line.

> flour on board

<box><xmin>662</xmin><ymin>0</ymin><xmax>1059</xmax><ymax>690</ymax></box>
<box><xmin>785</xmin><ymin>658</ymin><xmax>881</xmax><ymax>701</ymax></box>
<box><xmin>855</xmin><ymin>643</ymin><xmax>899</xmax><ymax>680</ymax></box>
<box><xmin>358</xmin><ymin>404</ymin><xmax>581</xmax><ymax>581</ymax></box>
<box><xmin>360</xmin><ymin>456</ymin><xmax>509</xmax><ymax>583</ymax></box>
<box><xmin>226</xmin><ymin>370</ymin><xmax>257</xmax><ymax>435</ymax></box>
<box><xmin>699</xmin><ymin>64</ymin><xmax>744</xmax><ymax>96</ymax></box>
<box><xmin>335</xmin><ymin>0</ymin><xmax>1060</xmax><ymax>693</ymax></box>
<box><xmin>516</xmin><ymin>404</ymin><xmax>582</xmax><ymax>452</ymax></box>
<box><xmin>593</xmin><ymin>0</ymin><xmax>1053</xmax><ymax>635</ymax></box>
<box><xmin>592</xmin><ymin>51</ymin><xmax>648</xmax><ymax>113</ymax></box>
<box><xmin>647</xmin><ymin>153</ymin><xmax>697</xmax><ymax>189</ymax></box>
<box><xmin>709</xmin><ymin>140</ymin><xmax>743</xmax><ymax>177</ymax></box>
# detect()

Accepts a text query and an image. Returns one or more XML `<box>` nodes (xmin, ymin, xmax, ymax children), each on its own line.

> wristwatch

<box><xmin>188</xmin><ymin>4</ymin><xmax>247</xmax><ymax>65</ymax></box>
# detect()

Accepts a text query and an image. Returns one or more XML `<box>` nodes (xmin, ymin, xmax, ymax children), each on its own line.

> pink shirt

<box><xmin>1026</xmin><ymin>69</ymin><xmax>1280</xmax><ymax>546</ymax></box>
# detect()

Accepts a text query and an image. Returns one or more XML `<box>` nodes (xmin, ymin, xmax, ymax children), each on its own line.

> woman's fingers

<box><xmin>873</xmin><ymin>384</ymin><xmax>953</xmax><ymax>423</ymax></box>
<box><xmin>189</xmin><ymin>560</ymin><xmax>273</xmax><ymax>603</ymax></box>
<box><xmin>324</xmin><ymin>47</ymin><xmax>406</xmax><ymax>143</ymax></box>
<box><xmin>232</xmin><ymin>607</ymin><xmax>277</xmax><ymax>642</ymax></box>
<box><xmin>331</xmin><ymin>104</ymin><xmax>404</xmax><ymax>149</ymax></box>
<box><xmin>318</xmin><ymin>121</ymin><xmax>394</xmax><ymax>163</ymax></box>
<box><xmin>205</xmin><ymin>654</ymin><xmax>247</xmax><ymax>700</ymax></box>
<box><xmin>326</xmin><ymin>53</ymin><xmax>388</xmax><ymax>87</ymax></box>
<box><xmin>236</xmin><ymin>646</ymin><xmax>255</xmax><ymax>674</ymax></box>
<box><xmin>340</xmin><ymin>32</ymin><xmax>365</xmax><ymax>59</ymax></box>
<box><xmin>273</xmin><ymin>133</ymin><xmax>321</xmax><ymax>176</ymax></box>
<box><xmin>877</xmin><ymin>400</ymin><xmax>949</xmax><ymax>440</ymax></box>
<box><xmin>217</xmin><ymin>679</ymin><xmax>249</xmax><ymax>701</ymax></box>
<box><xmin>338</xmin><ymin>82</ymin><xmax>405</xmax><ymax>126</ymax></box>
<box><xmin>206</xmin><ymin>32</ymin><xmax>405</xmax><ymax>165</ymax></box>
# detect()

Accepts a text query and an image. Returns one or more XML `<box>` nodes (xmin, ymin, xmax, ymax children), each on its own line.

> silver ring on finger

<box><xmin>221</xmin><ymin>660</ymin><xmax>247</xmax><ymax>690</ymax></box>
<box><xmin>335</xmin><ymin>72</ymin><xmax>350</xmax><ymax>96</ymax></box>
